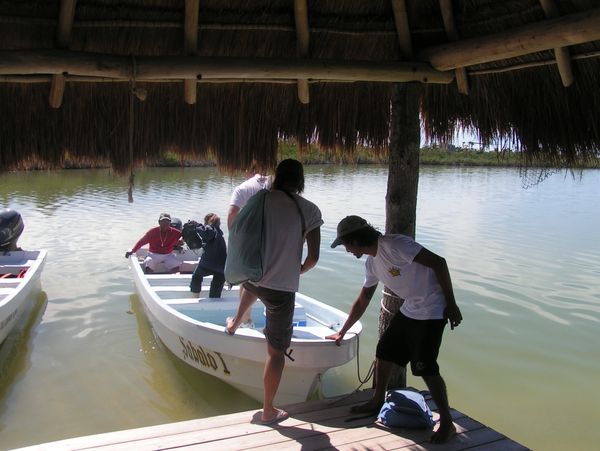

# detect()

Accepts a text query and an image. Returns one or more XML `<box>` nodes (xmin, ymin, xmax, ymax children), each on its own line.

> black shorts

<box><xmin>376</xmin><ymin>311</ymin><xmax>446</xmax><ymax>376</ymax></box>
<box><xmin>243</xmin><ymin>282</ymin><xmax>295</xmax><ymax>351</ymax></box>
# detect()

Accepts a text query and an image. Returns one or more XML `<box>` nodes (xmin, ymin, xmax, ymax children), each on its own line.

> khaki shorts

<box><xmin>144</xmin><ymin>252</ymin><xmax>180</xmax><ymax>272</ymax></box>
<box><xmin>243</xmin><ymin>282</ymin><xmax>295</xmax><ymax>351</ymax></box>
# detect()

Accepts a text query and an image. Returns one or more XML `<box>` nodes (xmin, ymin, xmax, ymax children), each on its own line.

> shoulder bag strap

<box><xmin>282</xmin><ymin>190</ymin><xmax>306</xmax><ymax>235</ymax></box>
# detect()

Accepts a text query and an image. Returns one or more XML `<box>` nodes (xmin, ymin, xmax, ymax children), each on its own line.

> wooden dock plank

<box><xmin>11</xmin><ymin>390</ymin><xmax>529</xmax><ymax>451</ymax></box>
<box><xmin>252</xmin><ymin>410</ymin><xmax>472</xmax><ymax>451</ymax></box>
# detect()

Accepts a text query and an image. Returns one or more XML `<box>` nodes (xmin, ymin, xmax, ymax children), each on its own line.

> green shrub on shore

<box><xmin>48</xmin><ymin>143</ymin><xmax>600</xmax><ymax>170</ymax></box>
<box><xmin>277</xmin><ymin>142</ymin><xmax>521</xmax><ymax>166</ymax></box>
<box><xmin>278</xmin><ymin>143</ymin><xmax>598</xmax><ymax>168</ymax></box>
<box><xmin>419</xmin><ymin>146</ymin><xmax>521</xmax><ymax>166</ymax></box>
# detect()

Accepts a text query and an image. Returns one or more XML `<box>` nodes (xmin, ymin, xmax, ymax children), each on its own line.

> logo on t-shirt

<box><xmin>388</xmin><ymin>266</ymin><xmax>401</xmax><ymax>277</ymax></box>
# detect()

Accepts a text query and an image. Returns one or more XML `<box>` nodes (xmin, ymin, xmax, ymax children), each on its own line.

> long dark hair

<box><xmin>272</xmin><ymin>159</ymin><xmax>305</xmax><ymax>194</ymax></box>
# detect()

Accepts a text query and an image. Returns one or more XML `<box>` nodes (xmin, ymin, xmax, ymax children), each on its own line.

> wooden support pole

<box><xmin>391</xmin><ymin>0</ymin><xmax>413</xmax><ymax>59</ymax></box>
<box><xmin>439</xmin><ymin>0</ymin><xmax>469</xmax><ymax>95</ymax></box>
<box><xmin>50</xmin><ymin>0</ymin><xmax>76</xmax><ymax>108</ymax></box>
<box><xmin>423</xmin><ymin>8</ymin><xmax>600</xmax><ymax>71</ymax></box>
<box><xmin>539</xmin><ymin>0</ymin><xmax>574</xmax><ymax>87</ymax></box>
<box><xmin>0</xmin><ymin>50</ymin><xmax>454</xmax><ymax>84</ymax></box>
<box><xmin>294</xmin><ymin>0</ymin><xmax>310</xmax><ymax>104</ymax></box>
<box><xmin>183</xmin><ymin>0</ymin><xmax>200</xmax><ymax>104</ymax></box>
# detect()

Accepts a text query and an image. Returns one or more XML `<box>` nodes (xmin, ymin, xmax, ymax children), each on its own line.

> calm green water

<box><xmin>1</xmin><ymin>166</ymin><xmax>599</xmax><ymax>450</ymax></box>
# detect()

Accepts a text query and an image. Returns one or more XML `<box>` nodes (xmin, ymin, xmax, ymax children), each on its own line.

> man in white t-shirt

<box><xmin>226</xmin><ymin>159</ymin><xmax>323</xmax><ymax>426</ymax></box>
<box><xmin>327</xmin><ymin>215</ymin><xmax>462</xmax><ymax>444</ymax></box>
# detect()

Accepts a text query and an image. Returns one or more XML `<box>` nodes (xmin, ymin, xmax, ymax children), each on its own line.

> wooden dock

<box><xmin>13</xmin><ymin>389</ymin><xmax>529</xmax><ymax>450</ymax></box>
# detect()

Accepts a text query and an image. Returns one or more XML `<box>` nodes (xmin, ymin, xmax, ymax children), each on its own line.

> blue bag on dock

<box><xmin>377</xmin><ymin>389</ymin><xmax>435</xmax><ymax>429</ymax></box>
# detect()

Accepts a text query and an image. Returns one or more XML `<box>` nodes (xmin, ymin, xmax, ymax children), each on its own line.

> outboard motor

<box><xmin>0</xmin><ymin>209</ymin><xmax>24</xmax><ymax>252</ymax></box>
<box><xmin>170</xmin><ymin>217</ymin><xmax>182</xmax><ymax>231</ymax></box>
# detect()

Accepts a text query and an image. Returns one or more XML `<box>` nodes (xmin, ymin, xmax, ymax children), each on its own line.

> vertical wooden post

<box><xmin>386</xmin><ymin>83</ymin><xmax>421</xmax><ymax>239</ymax></box>
<box><xmin>379</xmin><ymin>83</ymin><xmax>422</xmax><ymax>389</ymax></box>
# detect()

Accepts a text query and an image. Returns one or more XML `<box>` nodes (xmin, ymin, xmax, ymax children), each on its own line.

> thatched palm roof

<box><xmin>1</xmin><ymin>0</ymin><xmax>599</xmax><ymax>172</ymax></box>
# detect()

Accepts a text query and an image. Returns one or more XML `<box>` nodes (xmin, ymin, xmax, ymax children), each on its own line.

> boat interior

<box><xmin>143</xmin><ymin>271</ymin><xmax>340</xmax><ymax>340</ymax></box>
<box><xmin>0</xmin><ymin>265</ymin><xmax>30</xmax><ymax>300</ymax></box>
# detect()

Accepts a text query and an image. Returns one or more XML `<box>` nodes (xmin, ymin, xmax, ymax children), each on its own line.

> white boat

<box><xmin>129</xmin><ymin>248</ymin><xmax>362</xmax><ymax>405</ymax></box>
<box><xmin>0</xmin><ymin>250</ymin><xmax>47</xmax><ymax>345</ymax></box>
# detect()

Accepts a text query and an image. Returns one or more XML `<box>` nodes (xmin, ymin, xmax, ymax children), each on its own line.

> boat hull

<box><xmin>0</xmin><ymin>250</ymin><xmax>47</xmax><ymax>345</ymax></box>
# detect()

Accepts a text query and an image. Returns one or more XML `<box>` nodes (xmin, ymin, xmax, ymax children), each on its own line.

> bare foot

<box><xmin>430</xmin><ymin>422</ymin><xmax>456</xmax><ymax>443</ymax></box>
<box><xmin>350</xmin><ymin>399</ymin><xmax>383</xmax><ymax>414</ymax></box>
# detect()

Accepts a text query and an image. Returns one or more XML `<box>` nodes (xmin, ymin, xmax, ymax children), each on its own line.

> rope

<box><xmin>354</xmin><ymin>332</ymin><xmax>375</xmax><ymax>386</ymax></box>
<box><xmin>381</xmin><ymin>289</ymin><xmax>401</xmax><ymax>300</ymax></box>
<box><xmin>127</xmin><ymin>55</ymin><xmax>136</xmax><ymax>203</ymax></box>
<box><xmin>325</xmin><ymin>291</ymin><xmax>404</xmax><ymax>408</ymax></box>
<box><xmin>323</xmin><ymin>332</ymin><xmax>375</xmax><ymax>407</ymax></box>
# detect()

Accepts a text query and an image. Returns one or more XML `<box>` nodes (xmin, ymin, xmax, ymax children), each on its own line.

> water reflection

<box><xmin>129</xmin><ymin>294</ymin><xmax>258</xmax><ymax>417</ymax></box>
<box><xmin>0</xmin><ymin>292</ymin><xmax>47</xmax><ymax>418</ymax></box>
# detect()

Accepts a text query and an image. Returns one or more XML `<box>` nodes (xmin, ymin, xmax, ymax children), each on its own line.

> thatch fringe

<box><xmin>422</xmin><ymin>55</ymin><xmax>600</xmax><ymax>167</ymax></box>
<box><xmin>0</xmin><ymin>81</ymin><xmax>392</xmax><ymax>173</ymax></box>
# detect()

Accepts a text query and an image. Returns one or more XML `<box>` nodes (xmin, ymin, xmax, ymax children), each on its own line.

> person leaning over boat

<box><xmin>125</xmin><ymin>213</ymin><xmax>182</xmax><ymax>274</ymax></box>
<box><xmin>226</xmin><ymin>159</ymin><xmax>323</xmax><ymax>425</ymax></box>
<box><xmin>326</xmin><ymin>216</ymin><xmax>462</xmax><ymax>444</ymax></box>
<box><xmin>189</xmin><ymin>213</ymin><xmax>227</xmax><ymax>298</ymax></box>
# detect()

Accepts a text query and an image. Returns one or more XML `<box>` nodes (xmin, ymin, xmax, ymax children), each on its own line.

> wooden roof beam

<box><xmin>539</xmin><ymin>0</ymin><xmax>574</xmax><ymax>87</ymax></box>
<box><xmin>49</xmin><ymin>0</ymin><xmax>76</xmax><ymax>108</ymax></box>
<box><xmin>183</xmin><ymin>0</ymin><xmax>200</xmax><ymax>104</ymax></box>
<box><xmin>439</xmin><ymin>0</ymin><xmax>469</xmax><ymax>95</ymax></box>
<box><xmin>0</xmin><ymin>50</ymin><xmax>453</xmax><ymax>84</ymax></box>
<box><xmin>294</xmin><ymin>0</ymin><xmax>310</xmax><ymax>104</ymax></box>
<box><xmin>391</xmin><ymin>0</ymin><xmax>413</xmax><ymax>59</ymax></box>
<box><xmin>423</xmin><ymin>7</ymin><xmax>600</xmax><ymax>71</ymax></box>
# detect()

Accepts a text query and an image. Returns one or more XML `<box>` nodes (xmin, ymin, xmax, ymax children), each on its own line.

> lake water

<box><xmin>1</xmin><ymin>165</ymin><xmax>598</xmax><ymax>450</ymax></box>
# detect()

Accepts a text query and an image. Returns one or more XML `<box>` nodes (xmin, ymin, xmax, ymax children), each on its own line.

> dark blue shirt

<box><xmin>196</xmin><ymin>224</ymin><xmax>226</xmax><ymax>273</ymax></box>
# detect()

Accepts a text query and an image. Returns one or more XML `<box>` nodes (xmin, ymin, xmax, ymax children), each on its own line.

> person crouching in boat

<box><xmin>189</xmin><ymin>213</ymin><xmax>227</xmax><ymax>298</ymax></box>
<box><xmin>125</xmin><ymin>213</ymin><xmax>183</xmax><ymax>273</ymax></box>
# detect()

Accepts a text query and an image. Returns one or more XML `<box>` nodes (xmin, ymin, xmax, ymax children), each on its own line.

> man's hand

<box><xmin>325</xmin><ymin>332</ymin><xmax>345</xmax><ymax>346</ymax></box>
<box><xmin>125</xmin><ymin>251</ymin><xmax>132</xmax><ymax>258</ymax></box>
<box><xmin>445</xmin><ymin>304</ymin><xmax>463</xmax><ymax>330</ymax></box>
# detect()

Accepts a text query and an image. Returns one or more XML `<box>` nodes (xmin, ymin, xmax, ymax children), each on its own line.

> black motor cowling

<box><xmin>170</xmin><ymin>217</ymin><xmax>182</xmax><ymax>231</ymax></box>
<box><xmin>0</xmin><ymin>209</ymin><xmax>24</xmax><ymax>252</ymax></box>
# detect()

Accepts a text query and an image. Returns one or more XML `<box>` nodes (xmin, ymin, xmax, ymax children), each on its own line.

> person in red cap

<box><xmin>125</xmin><ymin>213</ymin><xmax>182</xmax><ymax>273</ymax></box>
<box><xmin>327</xmin><ymin>215</ymin><xmax>462</xmax><ymax>444</ymax></box>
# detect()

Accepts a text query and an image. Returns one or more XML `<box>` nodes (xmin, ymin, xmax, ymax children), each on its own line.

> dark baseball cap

<box><xmin>331</xmin><ymin>215</ymin><xmax>369</xmax><ymax>248</ymax></box>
